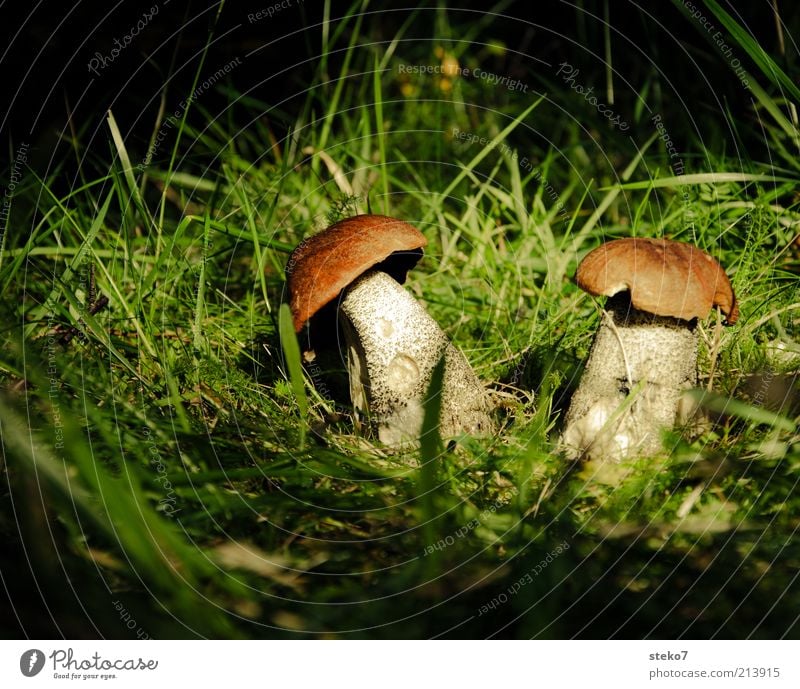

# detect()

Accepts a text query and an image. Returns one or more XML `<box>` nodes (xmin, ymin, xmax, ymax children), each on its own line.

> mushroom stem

<box><xmin>339</xmin><ymin>270</ymin><xmax>495</xmax><ymax>446</ymax></box>
<box><xmin>561</xmin><ymin>293</ymin><xmax>699</xmax><ymax>461</ymax></box>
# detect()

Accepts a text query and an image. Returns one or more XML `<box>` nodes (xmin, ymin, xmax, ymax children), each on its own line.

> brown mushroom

<box><xmin>287</xmin><ymin>215</ymin><xmax>427</xmax><ymax>332</ymax></box>
<box><xmin>286</xmin><ymin>214</ymin><xmax>495</xmax><ymax>445</ymax></box>
<box><xmin>561</xmin><ymin>237</ymin><xmax>737</xmax><ymax>461</ymax></box>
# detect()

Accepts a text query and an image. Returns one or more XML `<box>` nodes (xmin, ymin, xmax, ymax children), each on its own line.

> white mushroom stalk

<box><xmin>340</xmin><ymin>270</ymin><xmax>494</xmax><ymax>445</ymax></box>
<box><xmin>561</xmin><ymin>294</ymin><xmax>699</xmax><ymax>460</ymax></box>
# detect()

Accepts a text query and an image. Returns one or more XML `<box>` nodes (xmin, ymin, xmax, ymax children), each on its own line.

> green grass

<box><xmin>1</xmin><ymin>3</ymin><xmax>799</xmax><ymax>638</ymax></box>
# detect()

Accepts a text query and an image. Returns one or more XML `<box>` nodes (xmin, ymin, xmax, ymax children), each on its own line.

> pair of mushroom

<box><xmin>286</xmin><ymin>216</ymin><xmax>738</xmax><ymax>459</ymax></box>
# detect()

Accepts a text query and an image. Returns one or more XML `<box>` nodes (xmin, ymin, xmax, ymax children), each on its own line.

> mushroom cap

<box><xmin>576</xmin><ymin>237</ymin><xmax>738</xmax><ymax>324</ymax></box>
<box><xmin>286</xmin><ymin>214</ymin><xmax>428</xmax><ymax>331</ymax></box>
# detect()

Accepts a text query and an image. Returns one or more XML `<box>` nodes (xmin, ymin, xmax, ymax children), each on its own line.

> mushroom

<box><xmin>561</xmin><ymin>237</ymin><xmax>738</xmax><ymax>461</ymax></box>
<box><xmin>286</xmin><ymin>214</ymin><xmax>495</xmax><ymax>445</ymax></box>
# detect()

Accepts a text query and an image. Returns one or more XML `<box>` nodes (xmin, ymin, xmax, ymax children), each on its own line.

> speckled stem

<box><xmin>339</xmin><ymin>270</ymin><xmax>495</xmax><ymax>446</ymax></box>
<box><xmin>561</xmin><ymin>293</ymin><xmax>699</xmax><ymax>461</ymax></box>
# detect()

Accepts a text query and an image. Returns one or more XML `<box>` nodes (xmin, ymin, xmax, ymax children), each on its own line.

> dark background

<box><xmin>2</xmin><ymin>0</ymin><xmax>797</xmax><ymax>172</ymax></box>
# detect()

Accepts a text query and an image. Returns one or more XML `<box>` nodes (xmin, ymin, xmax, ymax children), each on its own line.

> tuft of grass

<box><xmin>278</xmin><ymin>303</ymin><xmax>308</xmax><ymax>449</ymax></box>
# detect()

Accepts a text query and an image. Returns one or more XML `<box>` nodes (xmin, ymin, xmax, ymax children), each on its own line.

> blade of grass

<box><xmin>315</xmin><ymin>4</ymin><xmax>367</xmax><ymax>157</ymax></box>
<box><xmin>702</xmin><ymin>0</ymin><xmax>800</xmax><ymax>103</ymax></box>
<box><xmin>746</xmin><ymin>77</ymin><xmax>800</xmax><ymax>150</ymax></box>
<box><xmin>373</xmin><ymin>53</ymin><xmax>389</xmax><ymax>214</ymax></box>
<box><xmin>230</xmin><ymin>172</ymin><xmax>272</xmax><ymax>313</ymax></box>
<box><xmin>192</xmin><ymin>215</ymin><xmax>212</xmax><ymax>353</ymax></box>
<box><xmin>278</xmin><ymin>303</ymin><xmax>308</xmax><ymax>449</ymax></box>
<box><xmin>158</xmin><ymin>0</ymin><xmax>227</xmax><ymax>250</ymax></box>
<box><xmin>419</xmin><ymin>354</ymin><xmax>445</xmax><ymax>572</ymax></box>
<box><xmin>687</xmin><ymin>389</ymin><xmax>796</xmax><ymax>433</ymax></box>
<box><xmin>602</xmin><ymin>171</ymin><xmax>789</xmax><ymax>191</ymax></box>
<box><xmin>603</xmin><ymin>0</ymin><xmax>614</xmax><ymax>105</ymax></box>
<box><xmin>107</xmin><ymin>110</ymin><xmax>155</xmax><ymax>231</ymax></box>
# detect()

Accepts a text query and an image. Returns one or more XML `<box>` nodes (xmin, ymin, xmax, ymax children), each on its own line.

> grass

<box><xmin>1</xmin><ymin>2</ymin><xmax>799</xmax><ymax>639</ymax></box>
